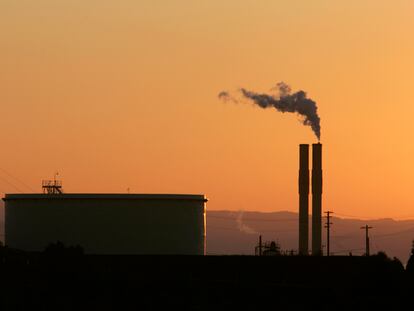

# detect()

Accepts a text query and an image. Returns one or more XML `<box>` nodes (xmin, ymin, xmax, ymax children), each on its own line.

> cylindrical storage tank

<box><xmin>3</xmin><ymin>194</ymin><xmax>207</xmax><ymax>255</ymax></box>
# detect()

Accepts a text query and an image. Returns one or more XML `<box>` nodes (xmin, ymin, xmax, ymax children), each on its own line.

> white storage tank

<box><xmin>3</xmin><ymin>194</ymin><xmax>207</xmax><ymax>255</ymax></box>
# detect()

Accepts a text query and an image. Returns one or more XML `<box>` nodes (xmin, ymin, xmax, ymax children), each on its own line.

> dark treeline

<box><xmin>1</xmin><ymin>242</ymin><xmax>414</xmax><ymax>310</ymax></box>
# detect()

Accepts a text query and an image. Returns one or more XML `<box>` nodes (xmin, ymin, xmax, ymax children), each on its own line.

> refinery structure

<box><xmin>3</xmin><ymin>186</ymin><xmax>207</xmax><ymax>255</ymax></box>
<box><xmin>2</xmin><ymin>144</ymin><xmax>324</xmax><ymax>256</ymax></box>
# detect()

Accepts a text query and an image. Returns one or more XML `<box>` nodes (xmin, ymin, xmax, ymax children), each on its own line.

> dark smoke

<box><xmin>218</xmin><ymin>91</ymin><xmax>230</xmax><ymax>100</ymax></box>
<box><xmin>218</xmin><ymin>91</ymin><xmax>238</xmax><ymax>103</ymax></box>
<box><xmin>219</xmin><ymin>82</ymin><xmax>321</xmax><ymax>140</ymax></box>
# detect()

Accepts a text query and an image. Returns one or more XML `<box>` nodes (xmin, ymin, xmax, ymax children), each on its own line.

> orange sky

<box><xmin>1</xmin><ymin>1</ymin><xmax>414</xmax><ymax>219</ymax></box>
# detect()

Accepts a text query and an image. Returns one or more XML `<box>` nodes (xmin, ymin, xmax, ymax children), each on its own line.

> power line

<box><xmin>330</xmin><ymin>248</ymin><xmax>365</xmax><ymax>255</ymax></box>
<box><xmin>335</xmin><ymin>211</ymin><xmax>414</xmax><ymax>221</ymax></box>
<box><xmin>330</xmin><ymin>225</ymin><xmax>414</xmax><ymax>241</ymax></box>
<box><xmin>0</xmin><ymin>168</ymin><xmax>36</xmax><ymax>192</ymax></box>
<box><xmin>208</xmin><ymin>215</ymin><xmax>297</xmax><ymax>222</ymax></box>
<box><xmin>372</xmin><ymin>226</ymin><xmax>414</xmax><ymax>238</ymax></box>
<box><xmin>207</xmin><ymin>225</ymin><xmax>297</xmax><ymax>233</ymax></box>
<box><xmin>210</xmin><ymin>213</ymin><xmax>414</xmax><ymax>222</ymax></box>
<box><xmin>331</xmin><ymin>233</ymin><xmax>359</xmax><ymax>239</ymax></box>
<box><xmin>0</xmin><ymin>175</ymin><xmax>23</xmax><ymax>193</ymax></box>
<box><xmin>334</xmin><ymin>212</ymin><xmax>375</xmax><ymax>219</ymax></box>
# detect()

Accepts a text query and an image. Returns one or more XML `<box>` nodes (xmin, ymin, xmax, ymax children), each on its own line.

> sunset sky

<box><xmin>1</xmin><ymin>1</ymin><xmax>414</xmax><ymax>219</ymax></box>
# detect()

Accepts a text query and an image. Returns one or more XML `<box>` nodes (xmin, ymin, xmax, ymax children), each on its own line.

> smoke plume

<box><xmin>235</xmin><ymin>211</ymin><xmax>257</xmax><ymax>235</ymax></box>
<box><xmin>218</xmin><ymin>91</ymin><xmax>238</xmax><ymax>104</ymax></box>
<box><xmin>219</xmin><ymin>82</ymin><xmax>321</xmax><ymax>140</ymax></box>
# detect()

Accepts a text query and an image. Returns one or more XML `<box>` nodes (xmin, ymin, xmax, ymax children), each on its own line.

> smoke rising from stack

<box><xmin>218</xmin><ymin>82</ymin><xmax>321</xmax><ymax>140</ymax></box>
<box><xmin>235</xmin><ymin>211</ymin><xmax>257</xmax><ymax>235</ymax></box>
<box><xmin>218</xmin><ymin>91</ymin><xmax>238</xmax><ymax>104</ymax></box>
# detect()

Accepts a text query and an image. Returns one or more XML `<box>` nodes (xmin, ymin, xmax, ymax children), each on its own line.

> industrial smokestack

<box><xmin>312</xmin><ymin>143</ymin><xmax>323</xmax><ymax>256</ymax></box>
<box><xmin>299</xmin><ymin>144</ymin><xmax>309</xmax><ymax>255</ymax></box>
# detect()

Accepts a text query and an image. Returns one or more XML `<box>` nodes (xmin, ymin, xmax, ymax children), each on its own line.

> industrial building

<box><xmin>3</xmin><ymin>193</ymin><xmax>207</xmax><ymax>255</ymax></box>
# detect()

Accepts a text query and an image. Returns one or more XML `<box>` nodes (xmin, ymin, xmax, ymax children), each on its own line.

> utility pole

<box><xmin>324</xmin><ymin>211</ymin><xmax>333</xmax><ymax>256</ymax></box>
<box><xmin>360</xmin><ymin>225</ymin><xmax>373</xmax><ymax>256</ymax></box>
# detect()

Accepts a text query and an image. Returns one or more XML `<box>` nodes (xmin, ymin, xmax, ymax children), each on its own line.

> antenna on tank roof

<box><xmin>42</xmin><ymin>172</ymin><xmax>63</xmax><ymax>194</ymax></box>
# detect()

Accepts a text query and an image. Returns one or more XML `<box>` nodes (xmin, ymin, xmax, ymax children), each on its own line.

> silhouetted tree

<box><xmin>44</xmin><ymin>240</ymin><xmax>65</xmax><ymax>254</ymax></box>
<box><xmin>374</xmin><ymin>251</ymin><xmax>389</xmax><ymax>261</ymax></box>
<box><xmin>391</xmin><ymin>257</ymin><xmax>404</xmax><ymax>274</ymax></box>
<box><xmin>43</xmin><ymin>241</ymin><xmax>84</xmax><ymax>256</ymax></box>
<box><xmin>406</xmin><ymin>240</ymin><xmax>414</xmax><ymax>276</ymax></box>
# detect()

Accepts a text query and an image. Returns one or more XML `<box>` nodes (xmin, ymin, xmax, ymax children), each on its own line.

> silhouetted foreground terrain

<box><xmin>1</xmin><ymin>206</ymin><xmax>414</xmax><ymax>261</ymax></box>
<box><xmin>1</xmin><ymin>245</ymin><xmax>414</xmax><ymax>310</ymax></box>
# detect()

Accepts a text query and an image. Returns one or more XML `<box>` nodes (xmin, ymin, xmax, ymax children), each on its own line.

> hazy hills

<box><xmin>207</xmin><ymin>211</ymin><xmax>414</xmax><ymax>263</ymax></box>
<box><xmin>1</xmin><ymin>202</ymin><xmax>413</xmax><ymax>263</ymax></box>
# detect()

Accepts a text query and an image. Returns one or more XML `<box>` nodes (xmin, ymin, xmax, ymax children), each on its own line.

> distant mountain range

<box><xmin>1</xmin><ymin>202</ymin><xmax>413</xmax><ymax>263</ymax></box>
<box><xmin>207</xmin><ymin>211</ymin><xmax>414</xmax><ymax>264</ymax></box>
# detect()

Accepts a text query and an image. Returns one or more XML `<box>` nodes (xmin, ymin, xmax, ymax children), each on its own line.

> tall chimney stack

<box><xmin>298</xmin><ymin>144</ymin><xmax>309</xmax><ymax>255</ymax></box>
<box><xmin>312</xmin><ymin>143</ymin><xmax>323</xmax><ymax>256</ymax></box>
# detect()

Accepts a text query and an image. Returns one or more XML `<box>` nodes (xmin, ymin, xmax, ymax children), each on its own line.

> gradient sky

<box><xmin>1</xmin><ymin>1</ymin><xmax>414</xmax><ymax>219</ymax></box>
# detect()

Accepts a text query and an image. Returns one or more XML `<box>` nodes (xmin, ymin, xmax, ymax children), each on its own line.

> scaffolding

<box><xmin>42</xmin><ymin>180</ymin><xmax>63</xmax><ymax>194</ymax></box>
